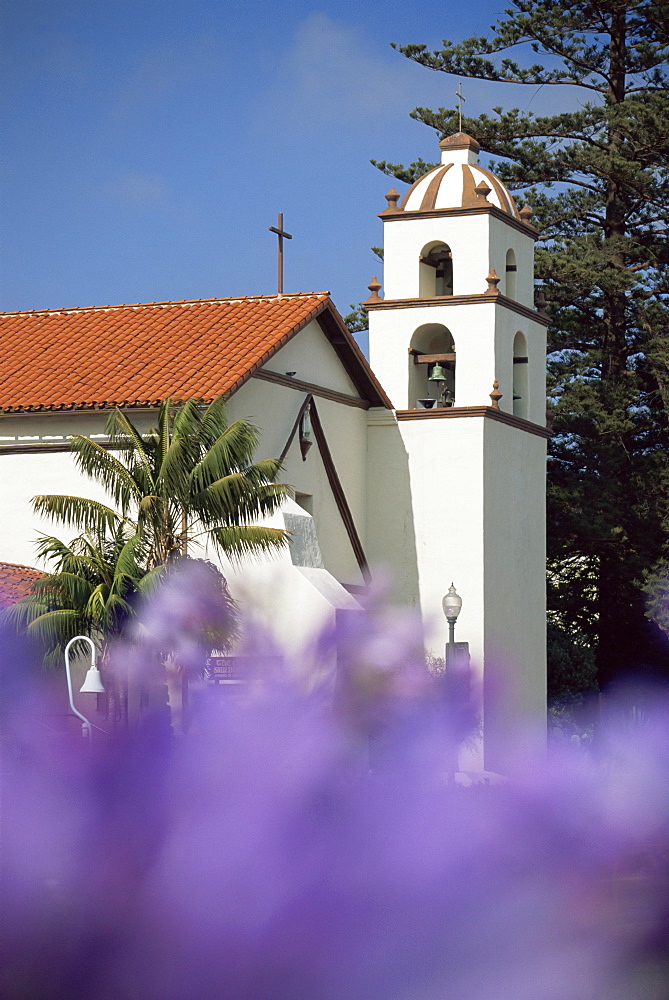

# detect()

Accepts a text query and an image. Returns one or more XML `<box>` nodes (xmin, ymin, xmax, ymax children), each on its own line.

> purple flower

<box><xmin>2</xmin><ymin>583</ymin><xmax>668</xmax><ymax>1000</ymax></box>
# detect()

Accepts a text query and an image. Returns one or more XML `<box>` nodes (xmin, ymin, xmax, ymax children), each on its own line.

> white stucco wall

<box><xmin>224</xmin><ymin>320</ymin><xmax>370</xmax><ymax>587</ymax></box>
<box><xmin>488</xmin><ymin>217</ymin><xmax>535</xmax><ymax>308</ymax></box>
<box><xmin>217</xmin><ymin>500</ymin><xmax>362</xmax><ymax>681</ymax></box>
<box><xmin>260</xmin><ymin>320</ymin><xmax>361</xmax><ymax>396</ymax></box>
<box><xmin>367</xmin><ymin>414</ymin><xmax>485</xmax><ymax>657</ymax></box>
<box><xmin>366</xmin><ymin>408</ymin><xmax>547</xmax><ymax>771</ymax></box>
<box><xmin>0</xmin><ymin>410</ymin><xmax>147</xmax><ymax>567</ymax></box>
<box><xmin>365</xmin><ymin>408</ymin><xmax>421</xmax><ymax>607</ymax></box>
<box><xmin>492</xmin><ymin>310</ymin><xmax>547</xmax><ymax>428</ymax></box>
<box><xmin>482</xmin><ymin>420</ymin><xmax>547</xmax><ymax>770</ymax></box>
<box><xmin>381</xmin><ymin>212</ymin><xmax>535</xmax><ymax>304</ymax></box>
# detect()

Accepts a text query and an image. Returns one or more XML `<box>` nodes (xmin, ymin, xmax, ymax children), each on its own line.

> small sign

<box><xmin>446</xmin><ymin>641</ymin><xmax>470</xmax><ymax>671</ymax></box>
<box><xmin>205</xmin><ymin>656</ymin><xmax>283</xmax><ymax>683</ymax></box>
<box><xmin>206</xmin><ymin>657</ymin><xmax>246</xmax><ymax>682</ymax></box>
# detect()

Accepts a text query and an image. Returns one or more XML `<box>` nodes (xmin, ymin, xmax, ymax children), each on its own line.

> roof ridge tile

<box><xmin>0</xmin><ymin>291</ymin><xmax>331</xmax><ymax>318</ymax></box>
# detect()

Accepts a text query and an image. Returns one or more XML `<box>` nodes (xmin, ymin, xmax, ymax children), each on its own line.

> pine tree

<box><xmin>375</xmin><ymin>0</ymin><xmax>669</xmax><ymax>683</ymax></box>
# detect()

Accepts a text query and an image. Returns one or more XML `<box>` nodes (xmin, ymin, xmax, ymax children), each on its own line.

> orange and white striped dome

<box><xmin>399</xmin><ymin>134</ymin><xmax>520</xmax><ymax>220</ymax></box>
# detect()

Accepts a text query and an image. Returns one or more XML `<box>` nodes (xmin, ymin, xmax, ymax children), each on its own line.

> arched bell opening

<box><xmin>408</xmin><ymin>324</ymin><xmax>456</xmax><ymax>409</ymax></box>
<box><xmin>505</xmin><ymin>249</ymin><xmax>517</xmax><ymax>300</ymax></box>
<box><xmin>419</xmin><ymin>242</ymin><xmax>453</xmax><ymax>298</ymax></box>
<box><xmin>513</xmin><ymin>331</ymin><xmax>528</xmax><ymax>419</ymax></box>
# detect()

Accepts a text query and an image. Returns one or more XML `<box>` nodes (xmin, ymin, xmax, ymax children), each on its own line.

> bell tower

<box><xmin>365</xmin><ymin>133</ymin><xmax>550</xmax><ymax>773</ymax></box>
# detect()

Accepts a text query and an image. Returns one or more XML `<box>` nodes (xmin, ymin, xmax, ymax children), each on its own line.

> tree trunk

<box><xmin>596</xmin><ymin>8</ymin><xmax>630</xmax><ymax>683</ymax></box>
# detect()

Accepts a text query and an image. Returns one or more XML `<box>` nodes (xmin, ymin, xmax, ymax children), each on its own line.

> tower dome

<box><xmin>398</xmin><ymin>133</ymin><xmax>520</xmax><ymax>220</ymax></box>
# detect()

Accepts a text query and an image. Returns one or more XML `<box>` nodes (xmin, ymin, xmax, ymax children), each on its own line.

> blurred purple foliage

<box><xmin>2</xmin><ymin>566</ymin><xmax>668</xmax><ymax>1000</ymax></box>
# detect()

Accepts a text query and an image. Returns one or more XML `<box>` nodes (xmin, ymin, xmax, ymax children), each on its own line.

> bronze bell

<box><xmin>428</xmin><ymin>362</ymin><xmax>448</xmax><ymax>381</ymax></box>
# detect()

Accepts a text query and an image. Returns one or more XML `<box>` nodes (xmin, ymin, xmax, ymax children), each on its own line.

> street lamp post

<box><xmin>441</xmin><ymin>583</ymin><xmax>463</xmax><ymax>783</ymax></box>
<box><xmin>64</xmin><ymin>635</ymin><xmax>105</xmax><ymax>741</ymax></box>
<box><xmin>442</xmin><ymin>583</ymin><xmax>463</xmax><ymax>667</ymax></box>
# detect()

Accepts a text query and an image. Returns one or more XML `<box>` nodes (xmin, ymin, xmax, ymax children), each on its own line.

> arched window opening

<box><xmin>513</xmin><ymin>331</ymin><xmax>528</xmax><ymax>419</ymax></box>
<box><xmin>505</xmin><ymin>249</ymin><xmax>517</xmax><ymax>300</ymax></box>
<box><xmin>419</xmin><ymin>242</ymin><xmax>453</xmax><ymax>298</ymax></box>
<box><xmin>408</xmin><ymin>324</ymin><xmax>455</xmax><ymax>409</ymax></box>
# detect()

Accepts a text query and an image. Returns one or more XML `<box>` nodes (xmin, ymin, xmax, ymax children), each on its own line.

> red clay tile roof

<box><xmin>0</xmin><ymin>292</ymin><xmax>390</xmax><ymax>413</ymax></box>
<box><xmin>0</xmin><ymin>562</ymin><xmax>44</xmax><ymax>609</ymax></box>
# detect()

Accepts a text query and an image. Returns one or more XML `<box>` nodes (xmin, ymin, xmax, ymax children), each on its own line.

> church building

<box><xmin>0</xmin><ymin>133</ymin><xmax>549</xmax><ymax>770</ymax></box>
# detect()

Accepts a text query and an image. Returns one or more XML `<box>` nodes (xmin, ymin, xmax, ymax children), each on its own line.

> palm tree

<box><xmin>2</xmin><ymin>527</ymin><xmax>151</xmax><ymax>726</ymax></box>
<box><xmin>5</xmin><ymin>529</ymin><xmax>241</xmax><ymax>729</ymax></box>
<box><xmin>4</xmin><ymin>399</ymin><xmax>288</xmax><ymax>711</ymax></box>
<box><xmin>32</xmin><ymin>396</ymin><xmax>290</xmax><ymax>567</ymax></box>
<box><xmin>2</xmin><ymin>528</ymin><xmax>145</xmax><ymax>667</ymax></box>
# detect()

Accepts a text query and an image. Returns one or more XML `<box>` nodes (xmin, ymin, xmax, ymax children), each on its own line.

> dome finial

<box><xmin>439</xmin><ymin>132</ymin><xmax>480</xmax><ymax>166</ymax></box>
<box><xmin>363</xmin><ymin>276</ymin><xmax>382</xmax><ymax>305</ymax></box>
<box><xmin>490</xmin><ymin>380</ymin><xmax>503</xmax><ymax>409</ymax></box>
<box><xmin>474</xmin><ymin>180</ymin><xmax>492</xmax><ymax>203</ymax></box>
<box><xmin>485</xmin><ymin>269</ymin><xmax>501</xmax><ymax>296</ymax></box>
<box><xmin>378</xmin><ymin>188</ymin><xmax>402</xmax><ymax>218</ymax></box>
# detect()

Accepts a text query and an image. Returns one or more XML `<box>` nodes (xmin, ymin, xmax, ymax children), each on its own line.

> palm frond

<box><xmin>106</xmin><ymin>406</ymin><xmax>149</xmax><ymax>451</ymax></box>
<box><xmin>105</xmin><ymin>592</ymin><xmax>135</xmax><ymax>620</ymax></box>
<box><xmin>191</xmin><ymin>420</ymin><xmax>258</xmax><ymax>492</ymax></box>
<box><xmin>22</xmin><ymin>397</ymin><xmax>295</xmax><ymax>661</ymax></box>
<box><xmin>155</xmin><ymin>399</ymin><xmax>174</xmax><ymax>477</ymax></box>
<box><xmin>241</xmin><ymin>457</ymin><xmax>284</xmax><ymax>483</ymax></box>
<box><xmin>190</xmin><ymin>419</ymin><xmax>263</xmax><ymax>492</ymax></box>
<box><xmin>34</xmin><ymin>533</ymin><xmax>79</xmax><ymax>566</ymax></box>
<box><xmin>25</xmin><ymin>608</ymin><xmax>90</xmax><ymax>647</ymax></box>
<box><xmin>193</xmin><ymin>476</ymin><xmax>289</xmax><ymax>527</ymax></box>
<box><xmin>32</xmin><ymin>495</ymin><xmax>123</xmax><ymax>536</ymax></box>
<box><xmin>33</xmin><ymin>571</ymin><xmax>95</xmax><ymax>608</ymax></box>
<box><xmin>171</xmin><ymin>396</ymin><xmax>204</xmax><ymax>440</ymax></box>
<box><xmin>105</xmin><ymin>408</ymin><xmax>155</xmax><ymax>483</ymax></box>
<box><xmin>135</xmin><ymin>564</ymin><xmax>167</xmax><ymax>598</ymax></box>
<box><xmin>34</xmin><ymin>557</ymin><xmax>93</xmax><ymax>592</ymax></box>
<box><xmin>70</xmin><ymin>436</ymin><xmax>143</xmax><ymax>512</ymax></box>
<box><xmin>86</xmin><ymin>582</ymin><xmax>111</xmax><ymax>620</ymax></box>
<box><xmin>191</xmin><ymin>472</ymin><xmax>256</xmax><ymax>524</ymax></box>
<box><xmin>136</xmin><ymin>494</ymin><xmax>175</xmax><ymax>553</ymax></box>
<box><xmin>0</xmin><ymin>595</ymin><xmax>53</xmax><ymax>632</ymax></box>
<box><xmin>208</xmin><ymin>525</ymin><xmax>289</xmax><ymax>561</ymax></box>
<box><xmin>159</xmin><ymin>433</ymin><xmax>200</xmax><ymax>498</ymax></box>
<box><xmin>197</xmin><ymin>396</ymin><xmax>229</xmax><ymax>449</ymax></box>
<box><xmin>112</xmin><ymin>532</ymin><xmax>145</xmax><ymax>583</ymax></box>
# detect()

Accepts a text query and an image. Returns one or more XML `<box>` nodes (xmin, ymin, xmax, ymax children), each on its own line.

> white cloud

<box><xmin>267</xmin><ymin>13</ymin><xmax>589</xmax><ymax>137</ymax></box>
<box><xmin>268</xmin><ymin>13</ymin><xmax>432</xmax><ymax>126</ymax></box>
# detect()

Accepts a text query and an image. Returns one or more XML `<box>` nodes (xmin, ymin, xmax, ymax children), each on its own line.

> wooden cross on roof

<box><xmin>268</xmin><ymin>212</ymin><xmax>292</xmax><ymax>294</ymax></box>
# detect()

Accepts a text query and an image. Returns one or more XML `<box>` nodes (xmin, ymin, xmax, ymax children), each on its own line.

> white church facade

<box><xmin>0</xmin><ymin>133</ymin><xmax>549</xmax><ymax>770</ymax></box>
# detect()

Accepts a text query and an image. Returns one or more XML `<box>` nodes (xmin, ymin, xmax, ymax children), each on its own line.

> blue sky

<box><xmin>2</xmin><ymin>0</ymin><xmax>566</xmax><ymax>326</ymax></box>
